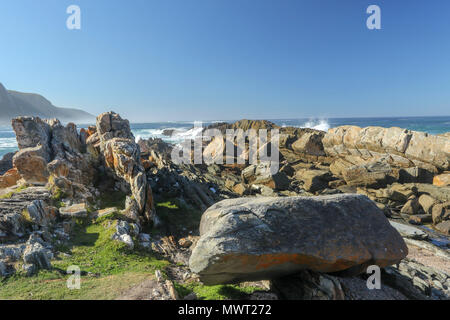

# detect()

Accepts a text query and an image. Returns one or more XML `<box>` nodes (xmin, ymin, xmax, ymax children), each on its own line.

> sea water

<box><xmin>1</xmin><ymin>116</ymin><xmax>449</xmax><ymax>159</ymax></box>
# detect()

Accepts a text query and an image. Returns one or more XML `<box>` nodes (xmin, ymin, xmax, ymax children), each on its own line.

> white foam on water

<box><xmin>0</xmin><ymin>137</ymin><xmax>17</xmax><ymax>148</ymax></box>
<box><xmin>133</xmin><ymin>125</ymin><xmax>202</xmax><ymax>144</ymax></box>
<box><xmin>299</xmin><ymin>119</ymin><xmax>330</xmax><ymax>131</ymax></box>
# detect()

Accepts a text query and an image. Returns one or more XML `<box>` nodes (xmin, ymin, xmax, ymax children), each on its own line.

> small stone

<box><xmin>116</xmin><ymin>220</ymin><xmax>130</xmax><ymax>235</ymax></box>
<box><xmin>138</xmin><ymin>233</ymin><xmax>151</xmax><ymax>242</ymax></box>
<box><xmin>178</xmin><ymin>238</ymin><xmax>193</xmax><ymax>248</ymax></box>
<box><xmin>118</xmin><ymin>234</ymin><xmax>134</xmax><ymax>250</ymax></box>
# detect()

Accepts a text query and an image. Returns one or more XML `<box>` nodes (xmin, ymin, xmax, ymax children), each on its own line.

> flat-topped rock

<box><xmin>59</xmin><ymin>203</ymin><xmax>88</xmax><ymax>218</ymax></box>
<box><xmin>189</xmin><ymin>194</ymin><xmax>408</xmax><ymax>285</ymax></box>
<box><xmin>323</xmin><ymin>126</ymin><xmax>450</xmax><ymax>171</ymax></box>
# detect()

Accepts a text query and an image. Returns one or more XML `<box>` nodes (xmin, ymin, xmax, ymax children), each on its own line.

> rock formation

<box><xmin>189</xmin><ymin>194</ymin><xmax>408</xmax><ymax>285</ymax></box>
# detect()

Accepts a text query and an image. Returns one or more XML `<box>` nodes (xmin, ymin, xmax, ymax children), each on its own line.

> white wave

<box><xmin>175</xmin><ymin>126</ymin><xmax>203</xmax><ymax>139</ymax></box>
<box><xmin>0</xmin><ymin>138</ymin><xmax>18</xmax><ymax>148</ymax></box>
<box><xmin>133</xmin><ymin>125</ymin><xmax>203</xmax><ymax>144</ymax></box>
<box><xmin>299</xmin><ymin>119</ymin><xmax>330</xmax><ymax>131</ymax></box>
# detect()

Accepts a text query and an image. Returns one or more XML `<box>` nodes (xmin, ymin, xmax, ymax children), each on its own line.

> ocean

<box><xmin>1</xmin><ymin>116</ymin><xmax>449</xmax><ymax>159</ymax></box>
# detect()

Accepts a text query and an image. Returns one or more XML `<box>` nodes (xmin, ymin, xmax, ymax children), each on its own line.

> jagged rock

<box><xmin>10</xmin><ymin>116</ymin><xmax>97</xmax><ymax>195</ymax></box>
<box><xmin>47</xmin><ymin>159</ymin><xmax>69</xmax><ymax>178</ymax></box>
<box><xmin>433</xmin><ymin>173</ymin><xmax>450</xmax><ymax>187</ymax></box>
<box><xmin>291</xmin><ymin>132</ymin><xmax>325</xmax><ymax>156</ymax></box>
<box><xmin>22</xmin><ymin>242</ymin><xmax>52</xmax><ymax>272</ymax></box>
<box><xmin>94</xmin><ymin>112</ymin><xmax>156</xmax><ymax>225</ymax></box>
<box><xmin>0</xmin><ymin>168</ymin><xmax>21</xmax><ymax>188</ymax></box>
<box><xmin>401</xmin><ymin>198</ymin><xmax>424</xmax><ymax>215</ymax></box>
<box><xmin>383</xmin><ymin>258</ymin><xmax>449</xmax><ymax>300</ymax></box>
<box><xmin>12</xmin><ymin>146</ymin><xmax>49</xmax><ymax>184</ymax></box>
<box><xmin>241</xmin><ymin>162</ymin><xmax>289</xmax><ymax>190</ymax></box>
<box><xmin>342</xmin><ymin>161</ymin><xmax>393</xmax><ymax>188</ymax></box>
<box><xmin>189</xmin><ymin>194</ymin><xmax>407</xmax><ymax>285</ymax></box>
<box><xmin>26</xmin><ymin>200</ymin><xmax>57</xmax><ymax>227</ymax></box>
<box><xmin>418</xmin><ymin>194</ymin><xmax>437</xmax><ymax>215</ymax></box>
<box><xmin>50</xmin><ymin>121</ymin><xmax>82</xmax><ymax>158</ymax></box>
<box><xmin>387</xmin><ymin>184</ymin><xmax>416</xmax><ymax>203</ymax></box>
<box><xmin>96</xmin><ymin>111</ymin><xmax>134</xmax><ymax>143</ymax></box>
<box><xmin>59</xmin><ymin>203</ymin><xmax>88</xmax><ymax>218</ymax></box>
<box><xmin>11</xmin><ymin>117</ymin><xmax>52</xmax><ymax>157</ymax></box>
<box><xmin>0</xmin><ymin>244</ymin><xmax>26</xmax><ymax>261</ymax></box>
<box><xmin>295</xmin><ymin>169</ymin><xmax>332</xmax><ymax>192</ymax></box>
<box><xmin>138</xmin><ymin>138</ymin><xmax>173</xmax><ymax>167</ymax></box>
<box><xmin>431</xmin><ymin>202</ymin><xmax>450</xmax><ymax>225</ymax></box>
<box><xmin>0</xmin><ymin>187</ymin><xmax>50</xmax><ymax>238</ymax></box>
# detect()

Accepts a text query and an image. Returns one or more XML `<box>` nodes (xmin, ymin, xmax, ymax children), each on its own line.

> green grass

<box><xmin>98</xmin><ymin>191</ymin><xmax>127</xmax><ymax>210</ymax></box>
<box><xmin>0</xmin><ymin>270</ymin><xmax>152</xmax><ymax>300</ymax></box>
<box><xmin>174</xmin><ymin>282</ymin><xmax>262</xmax><ymax>300</ymax></box>
<box><xmin>155</xmin><ymin>198</ymin><xmax>202</xmax><ymax>234</ymax></box>
<box><xmin>0</xmin><ymin>216</ymin><xmax>169</xmax><ymax>300</ymax></box>
<box><xmin>52</xmin><ymin>221</ymin><xmax>169</xmax><ymax>275</ymax></box>
<box><xmin>0</xmin><ymin>197</ymin><xmax>259</xmax><ymax>300</ymax></box>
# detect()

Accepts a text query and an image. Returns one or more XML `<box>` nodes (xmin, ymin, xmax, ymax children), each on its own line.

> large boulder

<box><xmin>291</xmin><ymin>132</ymin><xmax>325</xmax><ymax>156</ymax></box>
<box><xmin>12</xmin><ymin>146</ymin><xmax>49</xmax><ymax>184</ymax></box>
<box><xmin>11</xmin><ymin>117</ymin><xmax>52</xmax><ymax>158</ymax></box>
<box><xmin>189</xmin><ymin>194</ymin><xmax>408</xmax><ymax>285</ymax></box>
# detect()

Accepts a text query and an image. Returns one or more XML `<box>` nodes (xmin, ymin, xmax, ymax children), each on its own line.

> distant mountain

<box><xmin>0</xmin><ymin>83</ymin><xmax>95</xmax><ymax>125</ymax></box>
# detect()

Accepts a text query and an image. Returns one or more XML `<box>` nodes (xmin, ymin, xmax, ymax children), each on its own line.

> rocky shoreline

<box><xmin>0</xmin><ymin>112</ymin><xmax>449</xmax><ymax>300</ymax></box>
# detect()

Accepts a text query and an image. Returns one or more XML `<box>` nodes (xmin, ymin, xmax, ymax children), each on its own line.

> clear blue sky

<box><xmin>1</xmin><ymin>0</ymin><xmax>449</xmax><ymax>122</ymax></box>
